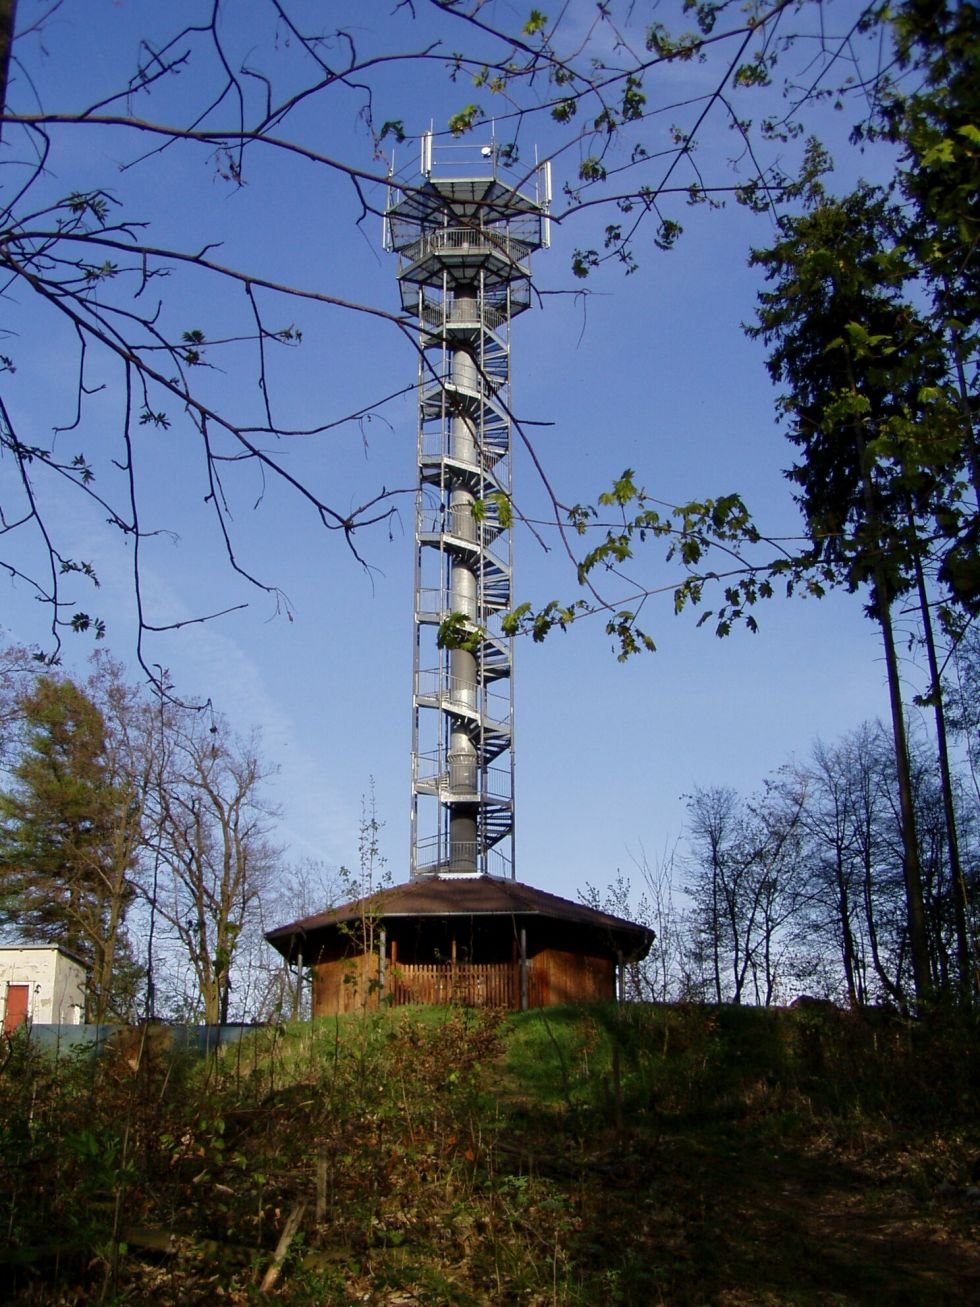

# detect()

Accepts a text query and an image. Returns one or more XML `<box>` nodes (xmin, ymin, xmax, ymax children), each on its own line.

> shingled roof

<box><xmin>266</xmin><ymin>875</ymin><xmax>653</xmax><ymax>961</ymax></box>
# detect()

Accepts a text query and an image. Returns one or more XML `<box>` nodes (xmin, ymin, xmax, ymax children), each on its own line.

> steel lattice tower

<box><xmin>385</xmin><ymin>132</ymin><xmax>550</xmax><ymax>880</ymax></box>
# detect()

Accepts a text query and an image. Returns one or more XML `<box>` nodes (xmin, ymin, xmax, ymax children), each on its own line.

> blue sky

<box><xmin>0</xmin><ymin>1</ymin><xmax>922</xmax><ymax>905</ymax></box>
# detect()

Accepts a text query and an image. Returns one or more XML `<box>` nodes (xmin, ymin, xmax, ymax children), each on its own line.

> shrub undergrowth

<box><xmin>0</xmin><ymin>1003</ymin><xmax>977</xmax><ymax>1304</ymax></box>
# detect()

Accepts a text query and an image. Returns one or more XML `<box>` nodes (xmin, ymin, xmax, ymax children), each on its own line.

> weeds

<box><xmin>0</xmin><ymin>1004</ymin><xmax>978</xmax><ymax>1303</ymax></box>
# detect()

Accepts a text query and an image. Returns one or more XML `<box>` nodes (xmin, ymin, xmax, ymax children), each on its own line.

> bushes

<box><xmin>0</xmin><ymin>1004</ymin><xmax>977</xmax><ymax>1302</ymax></box>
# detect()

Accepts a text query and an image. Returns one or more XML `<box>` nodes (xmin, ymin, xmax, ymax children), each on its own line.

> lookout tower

<box><xmin>265</xmin><ymin>134</ymin><xmax>654</xmax><ymax>1014</ymax></box>
<box><xmin>384</xmin><ymin>132</ymin><xmax>550</xmax><ymax>881</ymax></box>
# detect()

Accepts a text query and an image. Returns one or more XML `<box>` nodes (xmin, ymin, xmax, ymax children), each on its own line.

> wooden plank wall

<box><xmin>312</xmin><ymin>954</ymin><xmax>380</xmax><ymax>1017</ymax></box>
<box><xmin>534</xmin><ymin>950</ymin><xmax>615</xmax><ymax>1006</ymax></box>
<box><xmin>311</xmin><ymin>950</ymin><xmax>617</xmax><ymax>1016</ymax></box>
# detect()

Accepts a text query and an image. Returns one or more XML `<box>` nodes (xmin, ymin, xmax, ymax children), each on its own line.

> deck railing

<box><xmin>387</xmin><ymin>961</ymin><xmax>522</xmax><ymax>1009</ymax></box>
<box><xmin>401</xmin><ymin>228</ymin><xmax>532</xmax><ymax>269</ymax></box>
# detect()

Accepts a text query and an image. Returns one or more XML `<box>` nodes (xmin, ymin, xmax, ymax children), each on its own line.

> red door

<box><xmin>3</xmin><ymin>984</ymin><xmax>29</xmax><ymax>1034</ymax></box>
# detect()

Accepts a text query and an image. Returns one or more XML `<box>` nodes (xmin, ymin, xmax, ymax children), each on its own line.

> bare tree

<box><xmin>0</xmin><ymin>642</ymin><xmax>48</xmax><ymax>773</ymax></box>
<box><xmin>628</xmin><ymin>841</ymin><xmax>688</xmax><ymax>1003</ymax></box>
<box><xmin>248</xmin><ymin>857</ymin><xmax>343</xmax><ymax>1022</ymax></box>
<box><xmin>776</xmin><ymin>721</ymin><xmax>976</xmax><ymax>1009</ymax></box>
<box><xmin>684</xmin><ymin>783</ymin><xmax>808</xmax><ymax>1005</ymax></box>
<box><xmin>780</xmin><ymin>736</ymin><xmax>871</xmax><ymax>1006</ymax></box>
<box><xmin>147</xmin><ymin>710</ymin><xmax>280</xmax><ymax>1024</ymax></box>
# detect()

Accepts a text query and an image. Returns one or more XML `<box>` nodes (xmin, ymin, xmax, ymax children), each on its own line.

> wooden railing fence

<box><xmin>387</xmin><ymin>962</ymin><xmax>521</xmax><ymax>1009</ymax></box>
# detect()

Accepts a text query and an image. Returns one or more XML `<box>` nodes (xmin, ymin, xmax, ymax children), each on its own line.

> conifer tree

<box><xmin>0</xmin><ymin>673</ymin><xmax>144</xmax><ymax>1020</ymax></box>
<box><xmin>746</xmin><ymin>181</ymin><xmax>963</xmax><ymax>1004</ymax></box>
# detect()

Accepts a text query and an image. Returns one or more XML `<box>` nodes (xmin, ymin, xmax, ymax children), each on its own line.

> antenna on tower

<box><xmin>382</xmin><ymin>153</ymin><xmax>396</xmax><ymax>249</ymax></box>
<box><xmin>536</xmin><ymin>147</ymin><xmax>552</xmax><ymax>247</ymax></box>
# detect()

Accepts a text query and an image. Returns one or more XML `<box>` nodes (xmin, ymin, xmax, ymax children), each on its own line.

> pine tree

<box><xmin>0</xmin><ymin>674</ymin><xmax>143</xmax><ymax>1021</ymax></box>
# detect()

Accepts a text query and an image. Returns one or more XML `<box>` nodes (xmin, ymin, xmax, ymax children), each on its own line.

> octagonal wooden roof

<box><xmin>267</xmin><ymin>875</ymin><xmax>653</xmax><ymax>963</ymax></box>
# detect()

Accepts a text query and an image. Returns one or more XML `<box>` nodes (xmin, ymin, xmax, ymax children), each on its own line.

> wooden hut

<box><xmin>266</xmin><ymin>876</ymin><xmax>653</xmax><ymax>1016</ymax></box>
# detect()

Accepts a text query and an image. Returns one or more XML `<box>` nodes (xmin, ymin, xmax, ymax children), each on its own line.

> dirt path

<box><xmin>495</xmin><ymin>1115</ymin><xmax>980</xmax><ymax>1305</ymax></box>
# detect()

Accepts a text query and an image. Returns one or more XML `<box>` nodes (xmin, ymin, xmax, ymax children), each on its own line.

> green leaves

<box><xmin>578</xmin><ymin>157</ymin><xmax>607</xmax><ymax>182</ymax></box>
<box><xmin>598</xmin><ymin>469</ymin><xmax>641</xmax><ymax>508</ymax></box>
<box><xmin>64</xmin><ymin>190</ymin><xmax>111</xmax><ymax>224</ymax></box>
<box><xmin>377</xmin><ymin>119</ymin><xmax>406</xmax><ymax>144</ymax></box>
<box><xmin>920</xmin><ymin>137</ymin><xmax>957</xmax><ymax>168</ymax></box>
<box><xmin>181</xmin><ymin>329</ymin><xmax>207</xmax><ymax>367</ymax></box>
<box><xmin>437</xmin><ymin>612</ymin><xmax>484</xmax><ymax>653</ymax></box>
<box><xmin>471</xmin><ymin>491</ymin><xmax>513</xmax><ymax>530</ymax></box>
<box><xmin>646</xmin><ymin>23</ymin><xmax>703</xmax><ymax>61</ymax></box>
<box><xmin>733</xmin><ymin>53</ymin><xmax>772</xmax><ymax>89</ymax></box>
<box><xmin>139</xmin><ymin>407</ymin><xmax>171</xmax><ymax>429</ymax></box>
<box><xmin>69</xmin><ymin>613</ymin><xmax>106</xmax><ymax>639</ymax></box>
<box><xmin>829</xmin><ymin>321</ymin><xmax>899</xmax><ymax>360</ymax></box>
<box><xmin>501</xmin><ymin>599</ymin><xmax>586</xmax><ymax>643</ymax></box>
<box><xmin>605</xmin><ymin>613</ymin><xmax>656</xmax><ymax>661</ymax></box>
<box><xmin>621</xmin><ymin>75</ymin><xmax>646</xmax><ymax>122</ymax></box>
<box><xmin>505</xmin><ymin>472</ymin><xmax>778</xmax><ymax>658</ymax></box>
<box><xmin>655</xmin><ymin>218</ymin><xmax>683</xmax><ymax>251</ymax></box>
<box><xmin>70</xmin><ymin>454</ymin><xmax>94</xmax><ymax>485</ymax></box>
<box><xmin>571</xmin><ymin>248</ymin><xmax>599</xmax><ymax>279</ymax></box>
<box><xmin>58</xmin><ymin>558</ymin><xmax>99</xmax><ymax>583</ymax></box>
<box><xmin>81</xmin><ymin>261</ymin><xmax>119</xmax><ymax>283</ymax></box>
<box><xmin>748</xmin><ymin>176</ymin><xmax>972</xmax><ymax>606</ymax></box>
<box><xmin>448</xmin><ymin>104</ymin><xmax>484</xmax><ymax>136</ymax></box>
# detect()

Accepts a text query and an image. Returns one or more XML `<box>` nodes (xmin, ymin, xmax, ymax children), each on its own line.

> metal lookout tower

<box><xmin>385</xmin><ymin>131</ymin><xmax>550</xmax><ymax>881</ymax></box>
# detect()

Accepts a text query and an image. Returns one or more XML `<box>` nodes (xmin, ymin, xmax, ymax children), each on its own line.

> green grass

<box><xmin>1</xmin><ymin>1003</ymin><xmax>978</xmax><ymax>1303</ymax></box>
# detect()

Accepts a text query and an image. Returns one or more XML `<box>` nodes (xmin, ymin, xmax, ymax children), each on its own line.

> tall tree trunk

<box><xmin>875</xmin><ymin>596</ymin><xmax>932</xmax><ymax>1001</ymax></box>
<box><xmin>851</xmin><ymin>404</ymin><xmax>932</xmax><ymax>1004</ymax></box>
<box><xmin>909</xmin><ymin>514</ymin><xmax>975</xmax><ymax>1000</ymax></box>
<box><xmin>0</xmin><ymin>1</ymin><xmax>15</xmax><ymax>135</ymax></box>
<box><xmin>711</xmin><ymin>855</ymin><xmax>723</xmax><ymax>1003</ymax></box>
<box><xmin>861</xmin><ymin>837</ymin><xmax>903</xmax><ymax>1006</ymax></box>
<box><xmin>835</xmin><ymin>863</ymin><xmax>860</xmax><ymax>1007</ymax></box>
<box><xmin>944</xmin><ymin>280</ymin><xmax>980</xmax><ymax>504</ymax></box>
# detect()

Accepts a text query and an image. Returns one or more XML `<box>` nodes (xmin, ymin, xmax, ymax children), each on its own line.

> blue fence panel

<box><xmin>19</xmin><ymin>1022</ymin><xmax>265</xmax><ymax>1058</ymax></box>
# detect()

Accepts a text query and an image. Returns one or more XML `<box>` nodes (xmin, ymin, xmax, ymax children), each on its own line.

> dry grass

<box><xmin>1</xmin><ymin>1002</ymin><xmax>978</xmax><ymax>1304</ymax></box>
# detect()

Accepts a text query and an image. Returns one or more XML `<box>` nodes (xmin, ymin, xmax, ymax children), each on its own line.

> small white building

<box><xmin>0</xmin><ymin>945</ymin><xmax>87</xmax><ymax>1032</ymax></box>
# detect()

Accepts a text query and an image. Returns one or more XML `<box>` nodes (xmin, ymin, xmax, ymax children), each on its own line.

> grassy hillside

<box><xmin>2</xmin><ymin>1002</ymin><xmax>978</xmax><ymax>1304</ymax></box>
